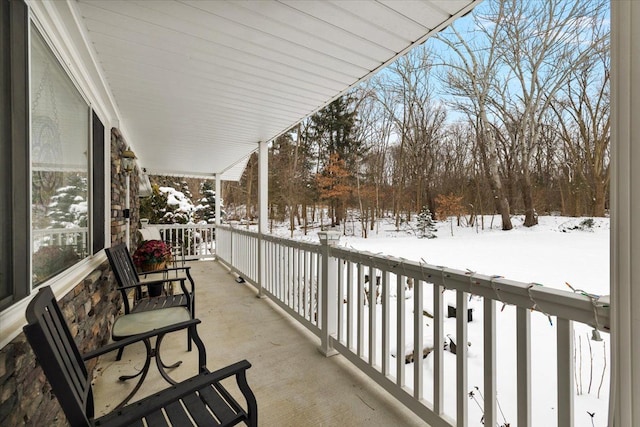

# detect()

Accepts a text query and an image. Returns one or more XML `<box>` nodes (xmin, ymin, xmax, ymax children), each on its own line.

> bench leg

<box><xmin>116</xmin><ymin>338</ymin><xmax>153</xmax><ymax>409</ymax></box>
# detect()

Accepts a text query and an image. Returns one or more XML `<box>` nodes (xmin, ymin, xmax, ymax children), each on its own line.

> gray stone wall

<box><xmin>0</xmin><ymin>261</ymin><xmax>121</xmax><ymax>426</ymax></box>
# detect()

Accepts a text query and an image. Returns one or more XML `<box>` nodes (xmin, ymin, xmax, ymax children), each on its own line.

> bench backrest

<box><xmin>23</xmin><ymin>286</ymin><xmax>93</xmax><ymax>427</ymax></box>
<box><xmin>139</xmin><ymin>226</ymin><xmax>163</xmax><ymax>241</ymax></box>
<box><xmin>105</xmin><ymin>243</ymin><xmax>141</xmax><ymax>312</ymax></box>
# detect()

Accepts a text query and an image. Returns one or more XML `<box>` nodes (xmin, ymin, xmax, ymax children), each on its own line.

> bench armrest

<box><xmin>94</xmin><ymin>361</ymin><xmax>254</xmax><ymax>427</ymax></box>
<box><xmin>82</xmin><ymin>319</ymin><xmax>200</xmax><ymax>361</ymax></box>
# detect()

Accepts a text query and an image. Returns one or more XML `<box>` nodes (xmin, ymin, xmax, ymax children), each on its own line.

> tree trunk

<box><xmin>520</xmin><ymin>170</ymin><xmax>538</xmax><ymax>227</ymax></box>
<box><xmin>478</xmin><ymin>128</ymin><xmax>513</xmax><ymax>230</ymax></box>
<box><xmin>593</xmin><ymin>182</ymin><xmax>606</xmax><ymax>217</ymax></box>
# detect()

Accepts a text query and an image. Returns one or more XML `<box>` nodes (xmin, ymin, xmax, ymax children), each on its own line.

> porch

<box><xmin>1</xmin><ymin>1</ymin><xmax>638</xmax><ymax>426</ymax></box>
<box><xmin>92</xmin><ymin>259</ymin><xmax>426</xmax><ymax>426</ymax></box>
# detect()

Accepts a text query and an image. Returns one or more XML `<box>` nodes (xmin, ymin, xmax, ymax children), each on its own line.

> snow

<box><xmin>160</xmin><ymin>186</ymin><xmax>195</xmax><ymax>214</ymax></box>
<box><xmin>265</xmin><ymin>215</ymin><xmax>610</xmax><ymax>426</ymax></box>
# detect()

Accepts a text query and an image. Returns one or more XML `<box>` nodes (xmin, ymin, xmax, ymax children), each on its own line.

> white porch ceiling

<box><xmin>74</xmin><ymin>0</ymin><xmax>481</xmax><ymax>180</ymax></box>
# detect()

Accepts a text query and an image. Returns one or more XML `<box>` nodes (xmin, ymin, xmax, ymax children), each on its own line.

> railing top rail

<box><xmin>33</xmin><ymin>227</ymin><xmax>89</xmax><ymax>235</ymax></box>
<box><xmin>218</xmin><ymin>226</ymin><xmax>610</xmax><ymax>331</ymax></box>
<box><xmin>329</xmin><ymin>245</ymin><xmax>609</xmax><ymax>330</ymax></box>
<box><xmin>220</xmin><ymin>224</ymin><xmax>322</xmax><ymax>252</ymax></box>
<box><xmin>148</xmin><ymin>223</ymin><xmax>216</xmax><ymax>229</ymax></box>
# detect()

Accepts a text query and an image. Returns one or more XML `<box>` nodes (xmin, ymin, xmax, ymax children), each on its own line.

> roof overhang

<box><xmin>70</xmin><ymin>0</ymin><xmax>481</xmax><ymax>180</ymax></box>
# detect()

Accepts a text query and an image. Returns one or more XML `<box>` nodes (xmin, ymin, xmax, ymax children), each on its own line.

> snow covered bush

<box><xmin>416</xmin><ymin>206</ymin><xmax>437</xmax><ymax>239</ymax></box>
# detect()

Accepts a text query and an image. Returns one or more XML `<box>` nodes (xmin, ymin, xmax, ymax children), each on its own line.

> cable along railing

<box><xmin>215</xmin><ymin>225</ymin><xmax>610</xmax><ymax>427</ymax></box>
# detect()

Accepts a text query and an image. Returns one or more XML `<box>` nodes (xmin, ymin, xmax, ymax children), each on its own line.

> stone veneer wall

<box><xmin>0</xmin><ymin>127</ymin><xmax>140</xmax><ymax>425</ymax></box>
<box><xmin>0</xmin><ymin>262</ymin><xmax>121</xmax><ymax>426</ymax></box>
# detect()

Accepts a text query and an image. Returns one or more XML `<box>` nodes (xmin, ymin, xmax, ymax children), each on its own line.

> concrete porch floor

<box><xmin>92</xmin><ymin>260</ymin><xmax>427</xmax><ymax>426</ymax></box>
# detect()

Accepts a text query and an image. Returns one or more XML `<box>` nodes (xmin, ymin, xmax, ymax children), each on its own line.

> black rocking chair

<box><xmin>105</xmin><ymin>243</ymin><xmax>195</xmax><ymax>354</ymax></box>
<box><xmin>23</xmin><ymin>286</ymin><xmax>257</xmax><ymax>427</ymax></box>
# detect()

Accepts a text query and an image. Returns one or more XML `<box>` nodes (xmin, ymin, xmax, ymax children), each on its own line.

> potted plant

<box><xmin>133</xmin><ymin>239</ymin><xmax>172</xmax><ymax>271</ymax></box>
<box><xmin>132</xmin><ymin>240</ymin><xmax>172</xmax><ymax>296</ymax></box>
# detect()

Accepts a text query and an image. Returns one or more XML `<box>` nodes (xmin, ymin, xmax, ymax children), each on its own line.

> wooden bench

<box><xmin>24</xmin><ymin>286</ymin><xmax>257</xmax><ymax>427</ymax></box>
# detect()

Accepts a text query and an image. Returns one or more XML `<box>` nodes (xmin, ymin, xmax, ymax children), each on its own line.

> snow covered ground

<box><xmin>265</xmin><ymin>214</ymin><xmax>610</xmax><ymax>426</ymax></box>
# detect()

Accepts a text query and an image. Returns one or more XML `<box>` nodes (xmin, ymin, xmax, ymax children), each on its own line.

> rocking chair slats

<box><xmin>24</xmin><ymin>286</ymin><xmax>258</xmax><ymax>427</ymax></box>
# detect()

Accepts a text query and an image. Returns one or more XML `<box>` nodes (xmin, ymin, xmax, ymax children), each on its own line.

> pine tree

<box><xmin>195</xmin><ymin>181</ymin><xmax>224</xmax><ymax>224</ymax></box>
<box><xmin>416</xmin><ymin>206</ymin><xmax>437</xmax><ymax>239</ymax></box>
<box><xmin>47</xmin><ymin>174</ymin><xmax>88</xmax><ymax>228</ymax></box>
<box><xmin>140</xmin><ymin>183</ymin><xmax>169</xmax><ymax>223</ymax></box>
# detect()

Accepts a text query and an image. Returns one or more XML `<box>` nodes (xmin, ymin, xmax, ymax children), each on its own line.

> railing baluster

<box><xmin>414</xmin><ymin>277</ymin><xmax>423</xmax><ymax>400</ymax></box>
<box><xmin>337</xmin><ymin>255</ymin><xmax>344</xmax><ymax>343</ymax></box>
<box><xmin>456</xmin><ymin>290</ymin><xmax>468</xmax><ymax>426</ymax></box>
<box><xmin>311</xmin><ymin>252</ymin><xmax>317</xmax><ymax>324</ymax></box>
<box><xmin>382</xmin><ymin>270</ymin><xmax>390</xmax><ymax>377</ymax></box>
<box><xmin>357</xmin><ymin>263</ymin><xmax>364</xmax><ymax>358</ymax></box>
<box><xmin>517</xmin><ymin>306</ymin><xmax>531</xmax><ymax>427</ymax></box>
<box><xmin>291</xmin><ymin>245</ymin><xmax>294</xmax><ymax>305</ymax></box>
<box><xmin>396</xmin><ymin>273</ymin><xmax>405</xmax><ymax>388</ymax></box>
<box><xmin>484</xmin><ymin>298</ymin><xmax>496</xmax><ymax>427</ymax></box>
<box><xmin>303</xmin><ymin>250</ymin><xmax>308</xmax><ymax>320</ymax></box>
<box><xmin>369</xmin><ymin>264</ymin><xmax>377</xmax><ymax>366</ymax></box>
<box><xmin>347</xmin><ymin>261</ymin><xmax>354</xmax><ymax>350</ymax></box>
<box><xmin>557</xmin><ymin>318</ymin><xmax>574</xmax><ymax>427</ymax></box>
<box><xmin>294</xmin><ymin>249</ymin><xmax>304</xmax><ymax>314</ymax></box>
<box><xmin>433</xmin><ymin>282</ymin><xmax>444</xmax><ymax>414</ymax></box>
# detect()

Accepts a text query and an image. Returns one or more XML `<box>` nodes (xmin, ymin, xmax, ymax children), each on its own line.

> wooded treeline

<box><xmin>224</xmin><ymin>0</ymin><xmax>610</xmax><ymax>236</ymax></box>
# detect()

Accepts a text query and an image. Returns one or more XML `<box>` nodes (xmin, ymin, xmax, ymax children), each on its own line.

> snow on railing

<box><xmin>215</xmin><ymin>225</ymin><xmax>610</xmax><ymax>427</ymax></box>
<box><xmin>147</xmin><ymin>224</ymin><xmax>216</xmax><ymax>260</ymax></box>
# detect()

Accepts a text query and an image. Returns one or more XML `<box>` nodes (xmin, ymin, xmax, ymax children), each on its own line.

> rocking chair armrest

<box><xmin>142</xmin><ymin>267</ymin><xmax>195</xmax><ymax>291</ymax></box>
<box><xmin>93</xmin><ymin>360</ymin><xmax>253</xmax><ymax>427</ymax></box>
<box><xmin>142</xmin><ymin>265</ymin><xmax>191</xmax><ymax>275</ymax></box>
<box><xmin>81</xmin><ymin>319</ymin><xmax>201</xmax><ymax>361</ymax></box>
<box><xmin>117</xmin><ymin>277</ymin><xmax>186</xmax><ymax>291</ymax></box>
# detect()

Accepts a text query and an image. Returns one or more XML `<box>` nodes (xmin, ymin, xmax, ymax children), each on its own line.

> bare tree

<box><xmin>551</xmin><ymin>18</ymin><xmax>610</xmax><ymax>217</ymax></box>
<box><xmin>487</xmin><ymin>0</ymin><xmax>608</xmax><ymax>226</ymax></box>
<box><xmin>435</xmin><ymin>10</ymin><xmax>514</xmax><ymax>230</ymax></box>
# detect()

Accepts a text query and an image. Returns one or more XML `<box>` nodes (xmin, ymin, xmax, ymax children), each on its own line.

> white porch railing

<box><xmin>32</xmin><ymin>227</ymin><xmax>88</xmax><ymax>255</ymax></box>
<box><xmin>215</xmin><ymin>225</ymin><xmax>610</xmax><ymax>427</ymax></box>
<box><xmin>149</xmin><ymin>224</ymin><xmax>216</xmax><ymax>260</ymax></box>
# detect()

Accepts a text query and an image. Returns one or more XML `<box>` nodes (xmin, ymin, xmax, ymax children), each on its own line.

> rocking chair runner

<box><xmin>105</xmin><ymin>243</ymin><xmax>195</xmax><ymax>354</ymax></box>
<box><xmin>23</xmin><ymin>286</ymin><xmax>258</xmax><ymax>427</ymax></box>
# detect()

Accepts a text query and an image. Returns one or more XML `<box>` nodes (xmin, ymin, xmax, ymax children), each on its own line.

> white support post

<box><xmin>318</xmin><ymin>231</ymin><xmax>340</xmax><ymax>356</ymax></box>
<box><xmin>610</xmin><ymin>2</ymin><xmax>640</xmax><ymax>425</ymax></box>
<box><xmin>257</xmin><ymin>141</ymin><xmax>268</xmax><ymax>298</ymax></box>
<box><xmin>214</xmin><ymin>173</ymin><xmax>221</xmax><ymax>258</ymax></box>
<box><xmin>214</xmin><ymin>174</ymin><xmax>221</xmax><ymax>227</ymax></box>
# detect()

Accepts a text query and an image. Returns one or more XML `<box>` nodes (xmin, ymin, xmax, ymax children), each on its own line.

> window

<box><xmin>0</xmin><ymin>0</ymin><xmax>29</xmax><ymax>310</ymax></box>
<box><xmin>30</xmin><ymin>26</ymin><xmax>91</xmax><ymax>287</ymax></box>
<box><xmin>0</xmin><ymin>2</ymin><xmax>105</xmax><ymax>313</ymax></box>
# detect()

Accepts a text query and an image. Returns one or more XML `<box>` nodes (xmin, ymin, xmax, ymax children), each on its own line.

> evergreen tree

<box><xmin>195</xmin><ymin>181</ymin><xmax>224</xmax><ymax>224</ymax></box>
<box><xmin>160</xmin><ymin>186</ymin><xmax>194</xmax><ymax>224</ymax></box>
<box><xmin>140</xmin><ymin>183</ymin><xmax>169</xmax><ymax>224</ymax></box>
<box><xmin>310</xmin><ymin>94</ymin><xmax>364</xmax><ymax>226</ymax></box>
<box><xmin>310</xmin><ymin>94</ymin><xmax>363</xmax><ymax>170</ymax></box>
<box><xmin>416</xmin><ymin>206</ymin><xmax>437</xmax><ymax>239</ymax></box>
<box><xmin>47</xmin><ymin>174</ymin><xmax>88</xmax><ymax>228</ymax></box>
